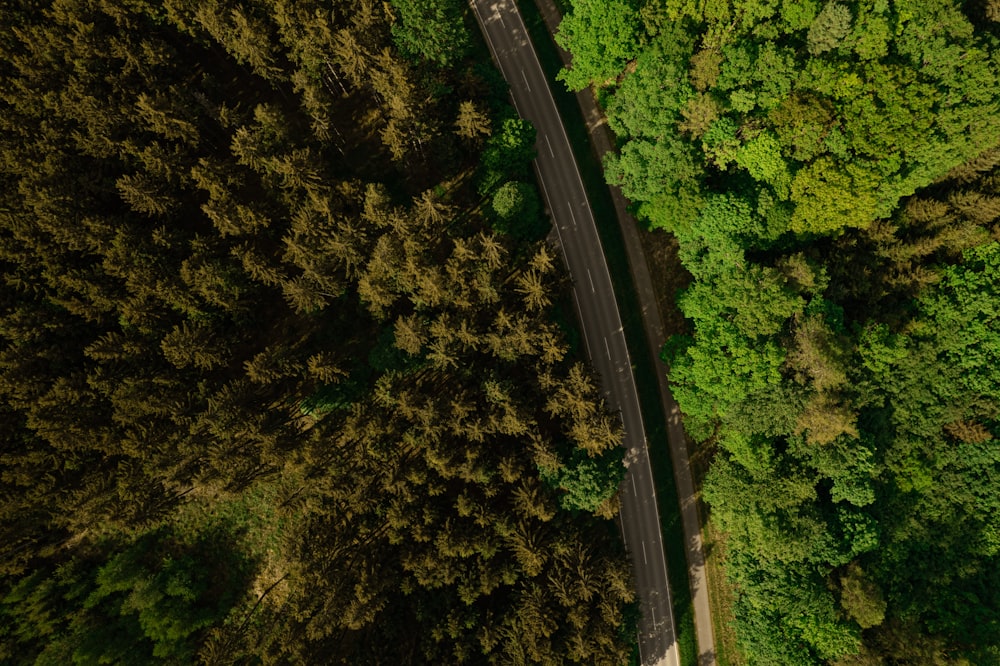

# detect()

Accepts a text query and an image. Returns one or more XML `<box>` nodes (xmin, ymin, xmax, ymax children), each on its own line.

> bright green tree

<box><xmin>555</xmin><ymin>0</ymin><xmax>641</xmax><ymax>90</ymax></box>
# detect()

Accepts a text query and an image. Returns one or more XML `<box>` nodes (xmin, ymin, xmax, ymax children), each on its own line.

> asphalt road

<box><xmin>470</xmin><ymin>2</ymin><xmax>679</xmax><ymax>664</ymax></box>
<box><xmin>527</xmin><ymin>2</ymin><xmax>717</xmax><ymax>663</ymax></box>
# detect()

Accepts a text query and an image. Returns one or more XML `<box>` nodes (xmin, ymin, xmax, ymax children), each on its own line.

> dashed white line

<box><xmin>604</xmin><ymin>336</ymin><xmax>611</xmax><ymax>360</ymax></box>
<box><xmin>472</xmin><ymin>4</ymin><xmax>679</xmax><ymax>661</ymax></box>
<box><xmin>641</xmin><ymin>541</ymin><xmax>648</xmax><ymax>565</ymax></box>
<box><xmin>631</xmin><ymin>474</ymin><xmax>637</xmax><ymax>495</ymax></box>
<box><xmin>494</xmin><ymin>7</ymin><xmax>505</xmax><ymax>28</ymax></box>
<box><xmin>586</xmin><ymin>267</ymin><xmax>595</xmax><ymax>293</ymax></box>
<box><xmin>533</xmin><ymin>155</ymin><xmax>569</xmax><ymax>269</ymax></box>
<box><xmin>568</xmin><ymin>203</ymin><xmax>577</xmax><ymax>228</ymax></box>
<box><xmin>545</xmin><ymin>134</ymin><xmax>555</xmax><ymax>158</ymax></box>
<box><xmin>520</xmin><ymin>68</ymin><xmax>531</xmax><ymax>92</ymax></box>
<box><xmin>472</xmin><ymin>3</ymin><xmax>505</xmax><ymax>78</ymax></box>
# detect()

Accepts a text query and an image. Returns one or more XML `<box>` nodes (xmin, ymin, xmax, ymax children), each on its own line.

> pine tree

<box><xmin>454</xmin><ymin>100</ymin><xmax>491</xmax><ymax>141</ymax></box>
<box><xmin>160</xmin><ymin>321</ymin><xmax>229</xmax><ymax>370</ymax></box>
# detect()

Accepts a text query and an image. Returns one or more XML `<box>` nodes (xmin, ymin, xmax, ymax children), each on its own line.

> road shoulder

<box><xmin>524</xmin><ymin>2</ymin><xmax>717</xmax><ymax>663</ymax></box>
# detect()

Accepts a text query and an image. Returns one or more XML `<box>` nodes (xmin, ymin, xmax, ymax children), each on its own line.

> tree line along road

<box><xmin>469</xmin><ymin>1</ymin><xmax>685</xmax><ymax>664</ymax></box>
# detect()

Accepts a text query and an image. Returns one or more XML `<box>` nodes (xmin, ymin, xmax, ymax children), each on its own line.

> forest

<box><xmin>557</xmin><ymin>0</ymin><xmax>1000</xmax><ymax>663</ymax></box>
<box><xmin>0</xmin><ymin>0</ymin><xmax>638</xmax><ymax>663</ymax></box>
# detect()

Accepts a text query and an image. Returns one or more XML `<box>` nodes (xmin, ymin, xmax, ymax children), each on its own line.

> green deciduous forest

<box><xmin>558</xmin><ymin>0</ymin><xmax>1000</xmax><ymax>663</ymax></box>
<box><xmin>0</xmin><ymin>0</ymin><xmax>636</xmax><ymax>662</ymax></box>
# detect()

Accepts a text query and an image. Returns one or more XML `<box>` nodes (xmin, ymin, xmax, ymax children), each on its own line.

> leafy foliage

<box><xmin>555</xmin><ymin>0</ymin><xmax>642</xmax><ymax>90</ymax></box>
<box><xmin>490</xmin><ymin>180</ymin><xmax>548</xmax><ymax>240</ymax></box>
<box><xmin>389</xmin><ymin>0</ymin><xmax>471</xmax><ymax>66</ymax></box>
<box><xmin>606</xmin><ymin>0</ymin><xmax>1000</xmax><ymax>235</ymax></box>
<box><xmin>0</xmin><ymin>526</ymin><xmax>252</xmax><ymax>664</ymax></box>
<box><xmin>561</xmin><ymin>0</ymin><xmax>1000</xmax><ymax>662</ymax></box>
<box><xmin>479</xmin><ymin>116</ymin><xmax>537</xmax><ymax>194</ymax></box>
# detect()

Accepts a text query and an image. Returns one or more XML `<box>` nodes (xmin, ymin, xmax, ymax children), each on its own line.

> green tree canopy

<box><xmin>389</xmin><ymin>0</ymin><xmax>471</xmax><ymax>66</ymax></box>
<box><xmin>560</xmin><ymin>0</ymin><xmax>1000</xmax><ymax>661</ymax></box>
<box><xmin>555</xmin><ymin>0</ymin><xmax>642</xmax><ymax>90</ymax></box>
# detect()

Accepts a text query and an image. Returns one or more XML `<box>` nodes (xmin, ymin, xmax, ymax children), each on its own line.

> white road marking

<box><xmin>473</xmin><ymin>4</ymin><xmax>680</xmax><ymax>661</ymax></box>
<box><xmin>573</xmin><ymin>289</ymin><xmax>594</xmax><ymax>360</ymax></box>
<box><xmin>604</xmin><ymin>336</ymin><xmax>611</xmax><ymax>360</ymax></box>
<box><xmin>631</xmin><ymin>474</ymin><xmax>637</xmax><ymax>495</ymax></box>
<box><xmin>641</xmin><ymin>541</ymin><xmax>648</xmax><ymax>565</ymax></box>
<box><xmin>568</xmin><ymin>203</ymin><xmax>577</xmax><ymax>228</ymax></box>
<box><xmin>520</xmin><ymin>68</ymin><xmax>531</xmax><ymax>92</ymax></box>
<box><xmin>586</xmin><ymin>267</ymin><xmax>595</xmax><ymax>293</ymax></box>
<box><xmin>472</xmin><ymin>3</ymin><xmax>504</xmax><ymax>78</ymax></box>
<box><xmin>494</xmin><ymin>6</ymin><xmax>505</xmax><ymax>28</ymax></box>
<box><xmin>545</xmin><ymin>134</ymin><xmax>555</xmax><ymax>158</ymax></box>
<box><xmin>534</xmin><ymin>161</ymin><xmax>568</xmax><ymax>266</ymax></box>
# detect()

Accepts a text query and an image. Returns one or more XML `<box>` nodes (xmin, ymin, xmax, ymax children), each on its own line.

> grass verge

<box><xmin>703</xmin><ymin>517</ymin><xmax>744</xmax><ymax>666</ymax></box>
<box><xmin>517</xmin><ymin>2</ymin><xmax>697</xmax><ymax>664</ymax></box>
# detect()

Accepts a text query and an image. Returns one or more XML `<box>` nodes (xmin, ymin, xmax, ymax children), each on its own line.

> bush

<box><xmin>490</xmin><ymin>181</ymin><xmax>549</xmax><ymax>240</ymax></box>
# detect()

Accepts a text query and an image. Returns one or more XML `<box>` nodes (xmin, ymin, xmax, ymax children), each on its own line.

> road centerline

<box><xmin>471</xmin><ymin>3</ymin><xmax>680</xmax><ymax>664</ymax></box>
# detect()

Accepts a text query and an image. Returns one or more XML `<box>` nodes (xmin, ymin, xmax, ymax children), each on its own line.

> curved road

<box><xmin>470</xmin><ymin>2</ymin><xmax>678</xmax><ymax>664</ymax></box>
<box><xmin>528</xmin><ymin>3</ymin><xmax>717</xmax><ymax>664</ymax></box>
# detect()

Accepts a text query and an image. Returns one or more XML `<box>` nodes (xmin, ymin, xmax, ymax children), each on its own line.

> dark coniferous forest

<box><xmin>0</xmin><ymin>0</ymin><xmax>636</xmax><ymax>662</ymax></box>
<box><xmin>557</xmin><ymin>0</ymin><xmax>1000</xmax><ymax>663</ymax></box>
